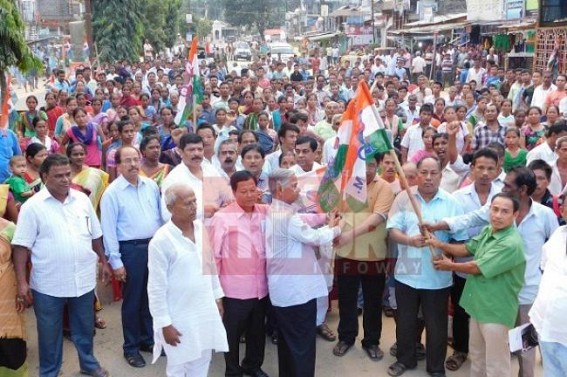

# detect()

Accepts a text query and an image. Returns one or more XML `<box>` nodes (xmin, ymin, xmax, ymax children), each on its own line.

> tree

<box><xmin>141</xmin><ymin>0</ymin><xmax>168</xmax><ymax>53</ymax></box>
<box><xmin>0</xmin><ymin>0</ymin><xmax>42</xmax><ymax>121</ymax></box>
<box><xmin>93</xmin><ymin>0</ymin><xmax>145</xmax><ymax>62</ymax></box>
<box><xmin>222</xmin><ymin>0</ymin><xmax>289</xmax><ymax>39</ymax></box>
<box><xmin>194</xmin><ymin>17</ymin><xmax>212</xmax><ymax>39</ymax></box>
<box><xmin>163</xmin><ymin>0</ymin><xmax>182</xmax><ymax>48</ymax></box>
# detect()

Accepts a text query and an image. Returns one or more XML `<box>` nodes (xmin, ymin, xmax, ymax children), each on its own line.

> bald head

<box><xmin>165</xmin><ymin>183</ymin><xmax>194</xmax><ymax>208</ymax></box>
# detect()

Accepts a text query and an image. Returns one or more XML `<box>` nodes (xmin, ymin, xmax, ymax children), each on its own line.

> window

<box><xmin>540</xmin><ymin>0</ymin><xmax>567</xmax><ymax>26</ymax></box>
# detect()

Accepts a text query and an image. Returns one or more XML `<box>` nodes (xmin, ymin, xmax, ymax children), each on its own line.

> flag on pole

<box><xmin>318</xmin><ymin>81</ymin><xmax>393</xmax><ymax>212</ymax></box>
<box><xmin>175</xmin><ymin>36</ymin><xmax>203</xmax><ymax>126</ymax></box>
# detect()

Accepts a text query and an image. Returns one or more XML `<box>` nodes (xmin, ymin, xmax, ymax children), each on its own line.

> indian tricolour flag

<box><xmin>318</xmin><ymin>81</ymin><xmax>393</xmax><ymax>212</ymax></box>
<box><xmin>175</xmin><ymin>36</ymin><xmax>203</xmax><ymax>126</ymax></box>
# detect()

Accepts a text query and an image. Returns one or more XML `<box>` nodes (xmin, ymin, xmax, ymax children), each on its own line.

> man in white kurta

<box><xmin>148</xmin><ymin>184</ymin><xmax>228</xmax><ymax>377</ymax></box>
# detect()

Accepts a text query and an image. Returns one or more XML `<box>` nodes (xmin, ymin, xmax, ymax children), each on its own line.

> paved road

<box><xmin>22</xmin><ymin>281</ymin><xmax>543</xmax><ymax>377</ymax></box>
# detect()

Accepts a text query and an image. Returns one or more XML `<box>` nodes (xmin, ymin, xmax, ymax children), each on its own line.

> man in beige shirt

<box><xmin>332</xmin><ymin>154</ymin><xmax>395</xmax><ymax>361</ymax></box>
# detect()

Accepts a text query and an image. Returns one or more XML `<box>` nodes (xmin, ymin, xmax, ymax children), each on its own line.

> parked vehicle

<box><xmin>234</xmin><ymin>42</ymin><xmax>252</xmax><ymax>61</ymax></box>
<box><xmin>269</xmin><ymin>42</ymin><xmax>295</xmax><ymax>62</ymax></box>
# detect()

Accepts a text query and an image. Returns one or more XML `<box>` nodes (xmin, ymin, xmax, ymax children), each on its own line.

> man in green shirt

<box><xmin>426</xmin><ymin>192</ymin><xmax>526</xmax><ymax>377</ymax></box>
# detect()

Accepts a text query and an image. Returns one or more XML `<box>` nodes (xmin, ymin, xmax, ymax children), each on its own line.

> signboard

<box><xmin>350</xmin><ymin>35</ymin><xmax>374</xmax><ymax>46</ymax></box>
<box><xmin>465</xmin><ymin>0</ymin><xmax>504</xmax><ymax>21</ymax></box>
<box><xmin>185</xmin><ymin>14</ymin><xmax>192</xmax><ymax>24</ymax></box>
<box><xmin>320</xmin><ymin>4</ymin><xmax>328</xmax><ymax>17</ymax></box>
<box><xmin>505</xmin><ymin>0</ymin><xmax>524</xmax><ymax>19</ymax></box>
<box><xmin>346</xmin><ymin>25</ymin><xmax>373</xmax><ymax>35</ymax></box>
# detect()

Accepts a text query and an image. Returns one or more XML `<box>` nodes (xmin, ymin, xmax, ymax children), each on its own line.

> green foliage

<box><xmin>164</xmin><ymin>0</ymin><xmax>182</xmax><ymax>48</ymax></box>
<box><xmin>93</xmin><ymin>0</ymin><xmax>182</xmax><ymax>62</ymax></box>
<box><xmin>195</xmin><ymin>17</ymin><xmax>212</xmax><ymax>38</ymax></box>
<box><xmin>0</xmin><ymin>0</ymin><xmax>43</xmax><ymax>108</ymax></box>
<box><xmin>221</xmin><ymin>0</ymin><xmax>289</xmax><ymax>39</ymax></box>
<box><xmin>0</xmin><ymin>0</ymin><xmax>43</xmax><ymax>73</ymax></box>
<box><xmin>142</xmin><ymin>0</ymin><xmax>168</xmax><ymax>53</ymax></box>
<box><xmin>93</xmin><ymin>0</ymin><xmax>145</xmax><ymax>62</ymax></box>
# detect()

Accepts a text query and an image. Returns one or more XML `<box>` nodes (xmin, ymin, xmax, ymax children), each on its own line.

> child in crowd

<box><xmin>5</xmin><ymin>156</ymin><xmax>34</xmax><ymax>204</ymax></box>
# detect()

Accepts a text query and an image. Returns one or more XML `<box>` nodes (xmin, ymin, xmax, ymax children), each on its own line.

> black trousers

<box><xmin>223</xmin><ymin>296</ymin><xmax>268</xmax><ymax>376</ymax></box>
<box><xmin>451</xmin><ymin>274</ymin><xmax>469</xmax><ymax>353</ymax></box>
<box><xmin>336</xmin><ymin>258</ymin><xmax>386</xmax><ymax>347</ymax></box>
<box><xmin>273</xmin><ymin>299</ymin><xmax>317</xmax><ymax>377</ymax></box>
<box><xmin>395</xmin><ymin>281</ymin><xmax>450</xmax><ymax>374</ymax></box>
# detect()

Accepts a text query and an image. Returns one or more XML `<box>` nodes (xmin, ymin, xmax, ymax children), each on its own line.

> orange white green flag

<box><xmin>318</xmin><ymin>81</ymin><xmax>393</xmax><ymax>212</ymax></box>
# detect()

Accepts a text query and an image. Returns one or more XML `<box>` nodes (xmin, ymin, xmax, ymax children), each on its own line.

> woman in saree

<box><xmin>139</xmin><ymin>135</ymin><xmax>171</xmax><ymax>188</ymax></box>
<box><xmin>66</xmin><ymin>142</ymin><xmax>109</xmax><ymax>326</ymax></box>
<box><xmin>66</xmin><ymin>142</ymin><xmax>109</xmax><ymax>212</ymax></box>
<box><xmin>54</xmin><ymin>96</ymin><xmax>78</xmax><ymax>143</ymax></box>
<box><xmin>0</xmin><ymin>217</ymin><xmax>27</xmax><ymax>377</ymax></box>
<box><xmin>23</xmin><ymin>143</ymin><xmax>48</xmax><ymax>193</ymax></box>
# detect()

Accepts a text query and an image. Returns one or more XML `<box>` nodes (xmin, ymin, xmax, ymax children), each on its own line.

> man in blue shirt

<box><xmin>386</xmin><ymin>156</ymin><xmax>467</xmax><ymax>377</ymax></box>
<box><xmin>0</xmin><ymin>128</ymin><xmax>22</xmax><ymax>182</ymax></box>
<box><xmin>100</xmin><ymin>146</ymin><xmax>164</xmax><ymax>368</ymax></box>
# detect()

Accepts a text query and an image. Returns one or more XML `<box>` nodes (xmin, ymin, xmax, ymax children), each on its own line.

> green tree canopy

<box><xmin>222</xmin><ymin>0</ymin><xmax>300</xmax><ymax>39</ymax></box>
<box><xmin>93</xmin><ymin>0</ymin><xmax>183</xmax><ymax>63</ymax></box>
<box><xmin>93</xmin><ymin>0</ymin><xmax>145</xmax><ymax>62</ymax></box>
<box><xmin>0</xmin><ymin>0</ymin><xmax>42</xmax><ymax>109</ymax></box>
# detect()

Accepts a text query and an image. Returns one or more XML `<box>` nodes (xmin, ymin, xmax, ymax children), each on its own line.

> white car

<box><xmin>269</xmin><ymin>43</ymin><xmax>295</xmax><ymax>62</ymax></box>
<box><xmin>234</xmin><ymin>42</ymin><xmax>252</xmax><ymax>61</ymax></box>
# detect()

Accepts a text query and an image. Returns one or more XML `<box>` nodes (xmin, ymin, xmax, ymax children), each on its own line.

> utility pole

<box><xmin>371</xmin><ymin>0</ymin><xmax>376</xmax><ymax>45</ymax></box>
<box><xmin>84</xmin><ymin>0</ymin><xmax>94</xmax><ymax>61</ymax></box>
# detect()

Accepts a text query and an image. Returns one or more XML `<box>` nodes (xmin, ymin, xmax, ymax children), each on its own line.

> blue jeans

<box><xmin>540</xmin><ymin>341</ymin><xmax>567</xmax><ymax>377</ymax></box>
<box><xmin>32</xmin><ymin>289</ymin><xmax>100</xmax><ymax>377</ymax></box>
<box><xmin>120</xmin><ymin>240</ymin><xmax>153</xmax><ymax>355</ymax></box>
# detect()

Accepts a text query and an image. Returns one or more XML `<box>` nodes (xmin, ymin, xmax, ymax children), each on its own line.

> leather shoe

<box><xmin>362</xmin><ymin>344</ymin><xmax>384</xmax><ymax>361</ymax></box>
<box><xmin>139</xmin><ymin>344</ymin><xmax>165</xmax><ymax>357</ymax></box>
<box><xmin>124</xmin><ymin>353</ymin><xmax>146</xmax><ymax>368</ymax></box>
<box><xmin>80</xmin><ymin>368</ymin><xmax>110</xmax><ymax>377</ymax></box>
<box><xmin>241</xmin><ymin>368</ymin><xmax>269</xmax><ymax>377</ymax></box>
<box><xmin>332</xmin><ymin>340</ymin><xmax>353</xmax><ymax>357</ymax></box>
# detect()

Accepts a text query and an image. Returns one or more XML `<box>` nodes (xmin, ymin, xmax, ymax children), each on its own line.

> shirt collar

<box><xmin>115</xmin><ymin>174</ymin><xmax>145</xmax><ymax>190</ymax></box>
<box><xmin>490</xmin><ymin>224</ymin><xmax>515</xmax><ymax>240</ymax></box>
<box><xmin>39</xmin><ymin>186</ymin><xmax>77</xmax><ymax>204</ymax></box>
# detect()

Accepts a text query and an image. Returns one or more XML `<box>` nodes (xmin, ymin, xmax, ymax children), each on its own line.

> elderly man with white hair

<box><xmin>147</xmin><ymin>183</ymin><xmax>228</xmax><ymax>377</ymax></box>
<box><xmin>266</xmin><ymin>168</ymin><xmax>343</xmax><ymax>377</ymax></box>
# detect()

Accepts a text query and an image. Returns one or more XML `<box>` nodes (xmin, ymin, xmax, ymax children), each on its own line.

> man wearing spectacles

<box><xmin>100</xmin><ymin>146</ymin><xmax>164</xmax><ymax>368</ymax></box>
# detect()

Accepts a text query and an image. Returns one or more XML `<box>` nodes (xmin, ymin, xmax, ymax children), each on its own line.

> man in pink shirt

<box><xmin>209</xmin><ymin>170</ymin><xmax>270</xmax><ymax>377</ymax></box>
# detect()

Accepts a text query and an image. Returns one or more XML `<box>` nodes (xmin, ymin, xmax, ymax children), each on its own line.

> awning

<box><xmin>389</xmin><ymin>21</ymin><xmax>470</xmax><ymax>35</ymax></box>
<box><xmin>330</xmin><ymin>5</ymin><xmax>370</xmax><ymax>18</ymax></box>
<box><xmin>496</xmin><ymin>19</ymin><xmax>537</xmax><ymax>30</ymax></box>
<box><xmin>294</xmin><ymin>32</ymin><xmax>343</xmax><ymax>42</ymax></box>
<box><xmin>403</xmin><ymin>13</ymin><xmax>467</xmax><ymax>27</ymax></box>
<box><xmin>307</xmin><ymin>32</ymin><xmax>342</xmax><ymax>41</ymax></box>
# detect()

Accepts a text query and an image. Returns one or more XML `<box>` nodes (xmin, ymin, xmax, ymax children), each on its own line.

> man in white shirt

<box><xmin>531</xmin><ymin>71</ymin><xmax>556</xmax><ymax>110</ymax></box>
<box><xmin>526</xmin><ymin>122</ymin><xmax>567</xmax><ymax>165</ymax></box>
<box><xmin>161</xmin><ymin>134</ymin><xmax>233</xmax><ymax>221</ymax></box>
<box><xmin>266</xmin><ymin>169</ymin><xmax>342</xmax><ymax>377</ymax></box>
<box><xmin>148</xmin><ymin>183</ymin><xmax>228</xmax><ymax>377</ymax></box>
<box><xmin>529</xmin><ymin>197</ymin><xmax>567</xmax><ymax>377</ymax></box>
<box><xmin>100</xmin><ymin>146</ymin><xmax>164</xmax><ymax>368</ymax></box>
<box><xmin>401</xmin><ymin>104</ymin><xmax>433</xmax><ymax>162</ymax></box>
<box><xmin>411</xmin><ymin>52</ymin><xmax>427</xmax><ymax>82</ymax></box>
<box><xmin>12</xmin><ymin>154</ymin><xmax>112</xmax><ymax>377</ymax></box>
<box><xmin>466</xmin><ymin>60</ymin><xmax>486</xmax><ymax>85</ymax></box>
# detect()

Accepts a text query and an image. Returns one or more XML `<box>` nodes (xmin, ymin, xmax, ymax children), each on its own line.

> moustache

<box><xmin>225</xmin><ymin>159</ymin><xmax>234</xmax><ymax>163</ymax></box>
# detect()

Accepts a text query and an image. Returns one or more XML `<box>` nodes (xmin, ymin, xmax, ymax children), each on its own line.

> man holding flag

<box><xmin>175</xmin><ymin>36</ymin><xmax>204</xmax><ymax>129</ymax></box>
<box><xmin>386</xmin><ymin>156</ymin><xmax>468</xmax><ymax>377</ymax></box>
<box><xmin>316</xmin><ymin>80</ymin><xmax>396</xmax><ymax>360</ymax></box>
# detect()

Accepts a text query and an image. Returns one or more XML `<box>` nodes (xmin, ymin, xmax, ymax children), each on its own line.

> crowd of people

<box><xmin>1</xmin><ymin>42</ymin><xmax>567</xmax><ymax>377</ymax></box>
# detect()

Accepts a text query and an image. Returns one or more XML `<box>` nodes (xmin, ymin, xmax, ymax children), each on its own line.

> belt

<box><xmin>119</xmin><ymin>238</ymin><xmax>152</xmax><ymax>246</ymax></box>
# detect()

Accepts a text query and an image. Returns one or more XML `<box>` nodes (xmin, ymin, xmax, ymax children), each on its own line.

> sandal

<box><xmin>387</xmin><ymin>362</ymin><xmax>409</xmax><ymax>377</ymax></box>
<box><xmin>317</xmin><ymin>323</ymin><xmax>336</xmax><ymax>342</ymax></box>
<box><xmin>445</xmin><ymin>351</ymin><xmax>467</xmax><ymax>371</ymax></box>
<box><xmin>95</xmin><ymin>316</ymin><xmax>107</xmax><ymax>329</ymax></box>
